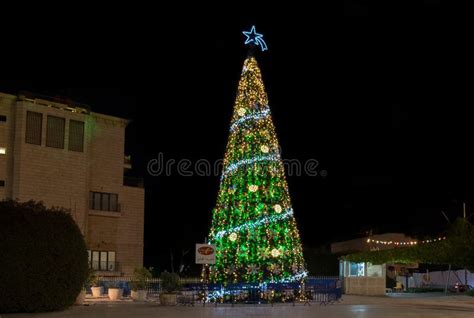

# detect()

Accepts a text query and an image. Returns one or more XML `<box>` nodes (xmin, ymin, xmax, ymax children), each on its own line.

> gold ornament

<box><xmin>237</xmin><ymin>108</ymin><xmax>246</xmax><ymax>116</ymax></box>
<box><xmin>248</xmin><ymin>185</ymin><xmax>258</xmax><ymax>192</ymax></box>
<box><xmin>273</xmin><ymin>204</ymin><xmax>282</xmax><ymax>213</ymax></box>
<box><xmin>229</xmin><ymin>232</ymin><xmax>238</xmax><ymax>242</ymax></box>
<box><xmin>271</xmin><ymin>248</ymin><xmax>281</xmax><ymax>258</ymax></box>
<box><xmin>260</xmin><ymin>145</ymin><xmax>269</xmax><ymax>153</ymax></box>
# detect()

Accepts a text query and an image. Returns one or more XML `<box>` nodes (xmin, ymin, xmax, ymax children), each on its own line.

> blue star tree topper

<box><xmin>242</xmin><ymin>25</ymin><xmax>268</xmax><ymax>51</ymax></box>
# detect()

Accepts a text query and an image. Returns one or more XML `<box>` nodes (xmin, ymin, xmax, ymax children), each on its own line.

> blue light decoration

<box><xmin>210</xmin><ymin>208</ymin><xmax>294</xmax><ymax>241</ymax></box>
<box><xmin>205</xmin><ymin>270</ymin><xmax>309</xmax><ymax>302</ymax></box>
<box><xmin>221</xmin><ymin>153</ymin><xmax>281</xmax><ymax>180</ymax></box>
<box><xmin>230</xmin><ymin>107</ymin><xmax>270</xmax><ymax>132</ymax></box>
<box><xmin>242</xmin><ymin>25</ymin><xmax>268</xmax><ymax>52</ymax></box>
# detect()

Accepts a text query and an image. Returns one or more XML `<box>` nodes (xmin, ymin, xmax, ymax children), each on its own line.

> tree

<box><xmin>207</xmin><ymin>56</ymin><xmax>306</xmax><ymax>284</ymax></box>
<box><xmin>0</xmin><ymin>200</ymin><xmax>89</xmax><ymax>313</ymax></box>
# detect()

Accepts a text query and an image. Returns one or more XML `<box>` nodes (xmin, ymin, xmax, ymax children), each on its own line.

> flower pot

<box><xmin>131</xmin><ymin>290</ymin><xmax>147</xmax><ymax>302</ymax></box>
<box><xmin>108</xmin><ymin>288</ymin><xmax>123</xmax><ymax>301</ymax></box>
<box><xmin>91</xmin><ymin>286</ymin><xmax>103</xmax><ymax>297</ymax></box>
<box><xmin>75</xmin><ymin>289</ymin><xmax>86</xmax><ymax>305</ymax></box>
<box><xmin>160</xmin><ymin>293</ymin><xmax>178</xmax><ymax>306</ymax></box>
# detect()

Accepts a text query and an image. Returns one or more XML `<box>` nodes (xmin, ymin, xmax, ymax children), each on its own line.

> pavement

<box><xmin>3</xmin><ymin>293</ymin><xmax>474</xmax><ymax>317</ymax></box>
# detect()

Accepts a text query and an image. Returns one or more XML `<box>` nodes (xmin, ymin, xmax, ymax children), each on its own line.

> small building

<box><xmin>331</xmin><ymin>233</ymin><xmax>418</xmax><ymax>295</ymax></box>
<box><xmin>0</xmin><ymin>92</ymin><xmax>144</xmax><ymax>276</ymax></box>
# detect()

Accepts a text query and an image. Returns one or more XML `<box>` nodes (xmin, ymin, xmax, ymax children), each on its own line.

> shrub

<box><xmin>467</xmin><ymin>290</ymin><xmax>474</xmax><ymax>297</ymax></box>
<box><xmin>88</xmin><ymin>270</ymin><xmax>101</xmax><ymax>288</ymax></box>
<box><xmin>160</xmin><ymin>271</ymin><xmax>181</xmax><ymax>293</ymax></box>
<box><xmin>130</xmin><ymin>267</ymin><xmax>153</xmax><ymax>291</ymax></box>
<box><xmin>0</xmin><ymin>200</ymin><xmax>89</xmax><ymax>313</ymax></box>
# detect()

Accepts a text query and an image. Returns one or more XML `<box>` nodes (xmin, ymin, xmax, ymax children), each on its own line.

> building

<box><xmin>0</xmin><ymin>92</ymin><xmax>144</xmax><ymax>276</ymax></box>
<box><xmin>331</xmin><ymin>233</ymin><xmax>418</xmax><ymax>295</ymax></box>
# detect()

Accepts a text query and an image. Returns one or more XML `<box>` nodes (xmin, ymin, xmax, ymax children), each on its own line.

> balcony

<box><xmin>124</xmin><ymin>155</ymin><xmax>132</xmax><ymax>170</ymax></box>
<box><xmin>124</xmin><ymin>176</ymin><xmax>144</xmax><ymax>188</ymax></box>
<box><xmin>91</xmin><ymin>261</ymin><xmax>121</xmax><ymax>276</ymax></box>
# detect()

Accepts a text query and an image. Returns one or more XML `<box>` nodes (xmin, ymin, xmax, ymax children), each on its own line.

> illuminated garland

<box><xmin>207</xmin><ymin>54</ymin><xmax>306</xmax><ymax>284</ymax></box>
<box><xmin>210</xmin><ymin>208</ymin><xmax>294</xmax><ymax>241</ymax></box>
<box><xmin>221</xmin><ymin>153</ymin><xmax>280</xmax><ymax>180</ymax></box>
<box><xmin>366</xmin><ymin>237</ymin><xmax>447</xmax><ymax>246</ymax></box>
<box><xmin>230</xmin><ymin>108</ymin><xmax>270</xmax><ymax>132</ymax></box>
<box><xmin>205</xmin><ymin>270</ymin><xmax>308</xmax><ymax>302</ymax></box>
<box><xmin>267</xmin><ymin>270</ymin><xmax>308</xmax><ymax>284</ymax></box>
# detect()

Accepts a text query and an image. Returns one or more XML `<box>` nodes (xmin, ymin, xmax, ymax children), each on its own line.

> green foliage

<box><xmin>130</xmin><ymin>267</ymin><xmax>153</xmax><ymax>291</ymax></box>
<box><xmin>160</xmin><ymin>271</ymin><xmax>181</xmax><ymax>293</ymax></box>
<box><xmin>304</xmin><ymin>248</ymin><xmax>339</xmax><ymax>276</ymax></box>
<box><xmin>88</xmin><ymin>270</ymin><xmax>100</xmax><ymax>287</ymax></box>
<box><xmin>406</xmin><ymin>287</ymin><xmax>444</xmax><ymax>293</ymax></box>
<box><xmin>343</xmin><ymin>219</ymin><xmax>474</xmax><ymax>270</ymax></box>
<box><xmin>208</xmin><ymin>57</ymin><xmax>306</xmax><ymax>283</ymax></box>
<box><xmin>0</xmin><ymin>200</ymin><xmax>89</xmax><ymax>313</ymax></box>
<box><xmin>466</xmin><ymin>290</ymin><xmax>474</xmax><ymax>297</ymax></box>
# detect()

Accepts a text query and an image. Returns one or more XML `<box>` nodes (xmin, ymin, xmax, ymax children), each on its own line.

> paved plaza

<box><xmin>3</xmin><ymin>294</ymin><xmax>474</xmax><ymax>318</ymax></box>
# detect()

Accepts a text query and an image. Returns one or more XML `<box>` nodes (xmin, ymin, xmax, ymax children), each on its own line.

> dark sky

<box><xmin>1</xmin><ymin>2</ymin><xmax>449</xmax><ymax>272</ymax></box>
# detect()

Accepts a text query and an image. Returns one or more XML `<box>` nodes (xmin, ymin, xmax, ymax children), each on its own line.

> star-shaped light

<box><xmin>242</xmin><ymin>25</ymin><xmax>268</xmax><ymax>51</ymax></box>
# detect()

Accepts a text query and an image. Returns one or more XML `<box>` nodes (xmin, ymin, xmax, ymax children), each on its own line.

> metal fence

<box><xmin>93</xmin><ymin>276</ymin><xmax>342</xmax><ymax>306</ymax></box>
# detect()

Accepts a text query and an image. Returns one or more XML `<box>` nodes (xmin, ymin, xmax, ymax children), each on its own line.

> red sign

<box><xmin>198</xmin><ymin>246</ymin><xmax>214</xmax><ymax>255</ymax></box>
<box><xmin>196</xmin><ymin>244</ymin><xmax>216</xmax><ymax>264</ymax></box>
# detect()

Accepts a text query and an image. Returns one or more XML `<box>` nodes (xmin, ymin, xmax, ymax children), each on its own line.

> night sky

<box><xmin>0</xmin><ymin>2</ymin><xmax>448</xmax><ymax>272</ymax></box>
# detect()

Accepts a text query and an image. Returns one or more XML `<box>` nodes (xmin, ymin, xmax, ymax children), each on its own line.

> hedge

<box><xmin>0</xmin><ymin>200</ymin><xmax>89</xmax><ymax>313</ymax></box>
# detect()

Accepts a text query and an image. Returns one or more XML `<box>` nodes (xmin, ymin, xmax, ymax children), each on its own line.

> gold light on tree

<box><xmin>207</xmin><ymin>56</ymin><xmax>306</xmax><ymax>284</ymax></box>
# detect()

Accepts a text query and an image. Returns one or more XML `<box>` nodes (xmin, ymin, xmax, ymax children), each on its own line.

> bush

<box><xmin>467</xmin><ymin>290</ymin><xmax>474</xmax><ymax>297</ymax></box>
<box><xmin>160</xmin><ymin>271</ymin><xmax>181</xmax><ymax>293</ymax></box>
<box><xmin>0</xmin><ymin>200</ymin><xmax>89</xmax><ymax>313</ymax></box>
<box><xmin>130</xmin><ymin>267</ymin><xmax>153</xmax><ymax>291</ymax></box>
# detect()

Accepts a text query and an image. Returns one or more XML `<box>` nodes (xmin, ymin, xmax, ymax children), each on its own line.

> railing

<box><xmin>124</xmin><ymin>176</ymin><xmax>144</xmax><ymax>188</ymax></box>
<box><xmin>89</xmin><ymin>203</ymin><xmax>121</xmax><ymax>213</ymax></box>
<box><xmin>91</xmin><ymin>276</ymin><xmax>342</xmax><ymax>305</ymax></box>
<box><xmin>91</xmin><ymin>261</ymin><xmax>120</xmax><ymax>272</ymax></box>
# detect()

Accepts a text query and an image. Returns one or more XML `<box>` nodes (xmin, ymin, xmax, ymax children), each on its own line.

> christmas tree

<box><xmin>207</xmin><ymin>27</ymin><xmax>306</xmax><ymax>284</ymax></box>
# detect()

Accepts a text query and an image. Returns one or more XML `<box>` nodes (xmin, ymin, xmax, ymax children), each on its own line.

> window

<box><xmin>367</xmin><ymin>263</ymin><xmax>383</xmax><ymax>277</ymax></box>
<box><xmin>0</xmin><ymin>147</ymin><xmax>5</xmax><ymax>155</ymax></box>
<box><xmin>89</xmin><ymin>191</ymin><xmax>120</xmax><ymax>212</ymax></box>
<box><xmin>46</xmin><ymin>116</ymin><xmax>65</xmax><ymax>148</ymax></box>
<box><xmin>349</xmin><ymin>262</ymin><xmax>365</xmax><ymax>277</ymax></box>
<box><xmin>0</xmin><ymin>115</ymin><xmax>6</xmax><ymax>122</ymax></box>
<box><xmin>0</xmin><ymin>180</ymin><xmax>5</xmax><ymax>187</ymax></box>
<box><xmin>25</xmin><ymin>111</ymin><xmax>42</xmax><ymax>145</ymax></box>
<box><xmin>69</xmin><ymin>120</ymin><xmax>84</xmax><ymax>152</ymax></box>
<box><xmin>89</xmin><ymin>250</ymin><xmax>116</xmax><ymax>271</ymax></box>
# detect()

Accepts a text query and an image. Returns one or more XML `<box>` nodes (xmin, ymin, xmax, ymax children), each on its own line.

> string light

<box><xmin>205</xmin><ymin>270</ymin><xmax>309</xmax><ymax>302</ymax></box>
<box><xmin>221</xmin><ymin>153</ymin><xmax>280</xmax><ymax>180</ymax></box>
<box><xmin>366</xmin><ymin>237</ymin><xmax>447</xmax><ymax>246</ymax></box>
<box><xmin>210</xmin><ymin>208</ymin><xmax>294</xmax><ymax>241</ymax></box>
<box><xmin>230</xmin><ymin>108</ymin><xmax>270</xmax><ymax>132</ymax></box>
<box><xmin>207</xmin><ymin>56</ymin><xmax>305</xmax><ymax>284</ymax></box>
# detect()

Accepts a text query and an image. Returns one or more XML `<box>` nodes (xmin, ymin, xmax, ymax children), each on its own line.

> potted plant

<box><xmin>130</xmin><ymin>267</ymin><xmax>153</xmax><ymax>301</ymax></box>
<box><xmin>90</xmin><ymin>272</ymin><xmax>103</xmax><ymax>298</ymax></box>
<box><xmin>159</xmin><ymin>271</ymin><xmax>181</xmax><ymax>306</ymax></box>
<box><xmin>76</xmin><ymin>268</ymin><xmax>94</xmax><ymax>304</ymax></box>
<box><xmin>108</xmin><ymin>280</ymin><xmax>123</xmax><ymax>301</ymax></box>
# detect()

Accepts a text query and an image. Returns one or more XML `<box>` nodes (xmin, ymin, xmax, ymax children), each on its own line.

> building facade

<box><xmin>0</xmin><ymin>92</ymin><xmax>144</xmax><ymax>276</ymax></box>
<box><xmin>331</xmin><ymin>233</ymin><xmax>418</xmax><ymax>295</ymax></box>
